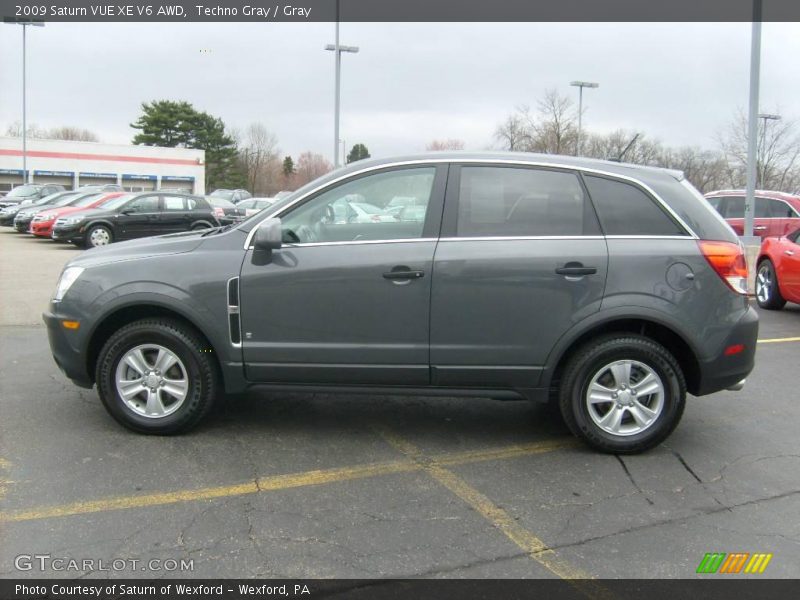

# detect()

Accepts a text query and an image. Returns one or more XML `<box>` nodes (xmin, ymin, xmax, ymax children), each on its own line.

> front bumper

<box><xmin>14</xmin><ymin>217</ymin><xmax>33</xmax><ymax>232</ymax></box>
<box><xmin>694</xmin><ymin>305</ymin><xmax>759</xmax><ymax>396</ymax></box>
<box><xmin>30</xmin><ymin>221</ymin><xmax>56</xmax><ymax>237</ymax></box>
<box><xmin>51</xmin><ymin>224</ymin><xmax>84</xmax><ymax>242</ymax></box>
<box><xmin>43</xmin><ymin>309</ymin><xmax>93</xmax><ymax>389</ymax></box>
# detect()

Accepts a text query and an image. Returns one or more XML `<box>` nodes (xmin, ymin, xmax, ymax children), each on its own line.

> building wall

<box><xmin>0</xmin><ymin>137</ymin><xmax>205</xmax><ymax>195</ymax></box>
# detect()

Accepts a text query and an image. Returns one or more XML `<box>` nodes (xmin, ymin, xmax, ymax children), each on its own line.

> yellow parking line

<box><xmin>0</xmin><ymin>438</ymin><xmax>575</xmax><ymax>524</ymax></box>
<box><xmin>374</xmin><ymin>427</ymin><xmax>613</xmax><ymax>600</ymax></box>
<box><xmin>757</xmin><ymin>336</ymin><xmax>800</xmax><ymax>344</ymax></box>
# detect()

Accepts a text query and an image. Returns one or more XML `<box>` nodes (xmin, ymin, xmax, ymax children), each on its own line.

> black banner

<box><xmin>2</xmin><ymin>0</ymin><xmax>800</xmax><ymax>23</ymax></box>
<box><xmin>2</xmin><ymin>579</ymin><xmax>799</xmax><ymax>600</ymax></box>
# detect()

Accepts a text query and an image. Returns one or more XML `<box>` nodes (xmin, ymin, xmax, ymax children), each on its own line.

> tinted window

<box><xmin>163</xmin><ymin>196</ymin><xmax>185</xmax><ymax>211</ymax></box>
<box><xmin>719</xmin><ymin>196</ymin><xmax>745</xmax><ymax>219</ymax></box>
<box><xmin>584</xmin><ymin>176</ymin><xmax>686</xmax><ymax>236</ymax></box>
<box><xmin>457</xmin><ymin>166</ymin><xmax>596</xmax><ymax>237</ymax></box>
<box><xmin>281</xmin><ymin>167</ymin><xmax>436</xmax><ymax>243</ymax></box>
<box><xmin>768</xmin><ymin>199</ymin><xmax>796</xmax><ymax>218</ymax></box>
<box><xmin>125</xmin><ymin>196</ymin><xmax>159</xmax><ymax>213</ymax></box>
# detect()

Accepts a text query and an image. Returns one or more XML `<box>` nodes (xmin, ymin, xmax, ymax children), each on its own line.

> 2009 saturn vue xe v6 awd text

<box><xmin>44</xmin><ymin>152</ymin><xmax>757</xmax><ymax>454</ymax></box>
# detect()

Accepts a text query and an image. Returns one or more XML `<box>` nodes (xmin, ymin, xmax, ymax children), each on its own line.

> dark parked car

<box><xmin>204</xmin><ymin>196</ymin><xmax>241</xmax><ymax>222</ymax></box>
<box><xmin>218</xmin><ymin>198</ymin><xmax>274</xmax><ymax>225</ymax></box>
<box><xmin>44</xmin><ymin>153</ymin><xmax>757</xmax><ymax>453</ymax></box>
<box><xmin>209</xmin><ymin>188</ymin><xmax>252</xmax><ymax>203</ymax></box>
<box><xmin>0</xmin><ymin>183</ymin><xmax>66</xmax><ymax>208</ymax></box>
<box><xmin>12</xmin><ymin>191</ymin><xmax>85</xmax><ymax>232</ymax></box>
<box><xmin>50</xmin><ymin>191</ymin><xmax>219</xmax><ymax>248</ymax></box>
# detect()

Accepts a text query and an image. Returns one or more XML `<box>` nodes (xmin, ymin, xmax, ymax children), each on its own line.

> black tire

<box><xmin>559</xmin><ymin>334</ymin><xmax>686</xmax><ymax>454</ymax></box>
<box><xmin>85</xmin><ymin>224</ymin><xmax>113</xmax><ymax>248</ymax></box>
<box><xmin>191</xmin><ymin>223</ymin><xmax>212</xmax><ymax>231</ymax></box>
<box><xmin>755</xmin><ymin>259</ymin><xmax>786</xmax><ymax>310</ymax></box>
<box><xmin>95</xmin><ymin>318</ymin><xmax>219</xmax><ymax>434</ymax></box>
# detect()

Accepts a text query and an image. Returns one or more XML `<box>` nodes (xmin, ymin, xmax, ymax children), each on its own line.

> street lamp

<box><xmin>5</xmin><ymin>18</ymin><xmax>45</xmax><ymax>185</ymax></box>
<box><xmin>757</xmin><ymin>113</ymin><xmax>781</xmax><ymax>189</ymax></box>
<box><xmin>570</xmin><ymin>81</ymin><xmax>599</xmax><ymax>156</ymax></box>
<box><xmin>325</xmin><ymin>2</ymin><xmax>359</xmax><ymax>169</ymax></box>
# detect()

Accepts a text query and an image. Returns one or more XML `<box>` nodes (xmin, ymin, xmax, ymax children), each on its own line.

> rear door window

<box><xmin>584</xmin><ymin>175</ymin><xmax>687</xmax><ymax>236</ymax></box>
<box><xmin>456</xmin><ymin>166</ymin><xmax>598</xmax><ymax>237</ymax></box>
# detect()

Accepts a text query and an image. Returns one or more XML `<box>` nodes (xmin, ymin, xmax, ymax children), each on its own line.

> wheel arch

<box><xmin>544</xmin><ymin>315</ymin><xmax>702</xmax><ymax>397</ymax></box>
<box><xmin>85</xmin><ymin>303</ymin><xmax>221</xmax><ymax>387</ymax></box>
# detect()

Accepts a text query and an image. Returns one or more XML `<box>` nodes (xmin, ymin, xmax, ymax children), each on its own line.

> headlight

<box><xmin>53</xmin><ymin>267</ymin><xmax>84</xmax><ymax>302</ymax></box>
<box><xmin>64</xmin><ymin>216</ymin><xmax>85</xmax><ymax>225</ymax></box>
<box><xmin>45</xmin><ymin>214</ymin><xmax>56</xmax><ymax>221</ymax></box>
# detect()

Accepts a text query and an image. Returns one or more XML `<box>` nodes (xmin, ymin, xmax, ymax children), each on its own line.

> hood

<box><xmin>67</xmin><ymin>229</ymin><xmax>209</xmax><ymax>269</ymax></box>
<box><xmin>44</xmin><ymin>205</ymin><xmax>83</xmax><ymax>218</ymax></box>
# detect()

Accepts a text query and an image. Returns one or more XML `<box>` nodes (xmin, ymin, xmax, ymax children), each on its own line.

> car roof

<box><xmin>325</xmin><ymin>151</ymin><xmax>687</xmax><ymax>185</ymax></box>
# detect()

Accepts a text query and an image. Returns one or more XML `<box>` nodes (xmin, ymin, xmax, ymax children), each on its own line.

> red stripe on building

<box><xmin>0</xmin><ymin>149</ymin><xmax>199</xmax><ymax>166</ymax></box>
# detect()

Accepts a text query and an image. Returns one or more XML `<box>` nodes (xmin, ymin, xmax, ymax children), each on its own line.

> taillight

<box><xmin>213</xmin><ymin>207</ymin><xmax>224</xmax><ymax>218</ymax></box>
<box><xmin>698</xmin><ymin>240</ymin><xmax>748</xmax><ymax>295</ymax></box>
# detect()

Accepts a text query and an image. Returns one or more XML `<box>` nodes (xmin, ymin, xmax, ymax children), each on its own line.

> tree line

<box><xmin>8</xmin><ymin>92</ymin><xmax>800</xmax><ymax>195</ymax></box>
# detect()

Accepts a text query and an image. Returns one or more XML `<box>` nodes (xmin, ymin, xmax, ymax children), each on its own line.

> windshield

<box><xmin>210</xmin><ymin>189</ymin><xmax>234</xmax><ymax>201</ymax></box>
<box><xmin>7</xmin><ymin>185</ymin><xmax>39</xmax><ymax>198</ymax></box>
<box><xmin>99</xmin><ymin>193</ymin><xmax>136</xmax><ymax>210</ymax></box>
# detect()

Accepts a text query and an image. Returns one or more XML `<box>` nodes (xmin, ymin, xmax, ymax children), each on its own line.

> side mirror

<box><xmin>253</xmin><ymin>217</ymin><xmax>282</xmax><ymax>250</ymax></box>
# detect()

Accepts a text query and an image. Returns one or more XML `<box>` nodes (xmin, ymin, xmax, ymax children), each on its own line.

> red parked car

<box><xmin>756</xmin><ymin>227</ymin><xmax>800</xmax><ymax>310</ymax></box>
<box><xmin>30</xmin><ymin>192</ymin><xmax>125</xmax><ymax>239</ymax></box>
<box><xmin>704</xmin><ymin>190</ymin><xmax>800</xmax><ymax>239</ymax></box>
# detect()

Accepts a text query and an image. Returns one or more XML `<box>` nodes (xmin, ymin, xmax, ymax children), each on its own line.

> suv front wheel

<box><xmin>96</xmin><ymin>318</ymin><xmax>218</xmax><ymax>434</ymax></box>
<box><xmin>559</xmin><ymin>334</ymin><xmax>686</xmax><ymax>454</ymax></box>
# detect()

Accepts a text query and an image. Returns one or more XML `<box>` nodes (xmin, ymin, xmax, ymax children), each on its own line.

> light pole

<box><xmin>325</xmin><ymin>2</ymin><xmax>359</xmax><ymax>169</ymax></box>
<box><xmin>5</xmin><ymin>19</ymin><xmax>45</xmax><ymax>185</ymax></box>
<box><xmin>743</xmin><ymin>0</ymin><xmax>763</xmax><ymax>241</ymax></box>
<box><xmin>570</xmin><ymin>81</ymin><xmax>598</xmax><ymax>156</ymax></box>
<box><xmin>757</xmin><ymin>113</ymin><xmax>781</xmax><ymax>189</ymax></box>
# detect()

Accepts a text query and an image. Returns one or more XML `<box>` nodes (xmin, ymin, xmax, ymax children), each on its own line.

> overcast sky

<box><xmin>1</xmin><ymin>22</ymin><xmax>799</xmax><ymax>160</ymax></box>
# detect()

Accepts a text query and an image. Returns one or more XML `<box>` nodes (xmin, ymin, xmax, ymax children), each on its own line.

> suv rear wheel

<box><xmin>96</xmin><ymin>318</ymin><xmax>218</xmax><ymax>434</ymax></box>
<box><xmin>559</xmin><ymin>334</ymin><xmax>686</xmax><ymax>454</ymax></box>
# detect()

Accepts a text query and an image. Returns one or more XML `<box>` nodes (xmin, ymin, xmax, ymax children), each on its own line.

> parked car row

<box><xmin>705</xmin><ymin>189</ymin><xmax>800</xmax><ymax>239</ymax></box>
<box><xmin>0</xmin><ymin>183</ymin><xmax>124</xmax><ymax>209</ymax></box>
<box><xmin>2</xmin><ymin>190</ymin><xmax>221</xmax><ymax>247</ymax></box>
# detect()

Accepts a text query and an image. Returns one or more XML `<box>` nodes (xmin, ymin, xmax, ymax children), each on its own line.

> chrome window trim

<box><xmin>243</xmin><ymin>158</ymin><xmax>699</xmax><ymax>249</ymax></box>
<box><xmin>439</xmin><ymin>235</ymin><xmax>605</xmax><ymax>242</ymax></box>
<box><xmin>282</xmin><ymin>238</ymin><xmax>436</xmax><ymax>248</ymax></box>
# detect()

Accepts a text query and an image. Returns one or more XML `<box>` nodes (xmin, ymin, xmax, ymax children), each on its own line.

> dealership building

<box><xmin>0</xmin><ymin>137</ymin><xmax>206</xmax><ymax>195</ymax></box>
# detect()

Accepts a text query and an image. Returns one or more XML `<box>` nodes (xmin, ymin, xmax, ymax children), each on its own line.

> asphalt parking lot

<box><xmin>1</xmin><ymin>228</ymin><xmax>799</xmax><ymax>584</ymax></box>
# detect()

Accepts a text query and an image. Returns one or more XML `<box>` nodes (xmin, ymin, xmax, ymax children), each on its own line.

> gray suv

<box><xmin>44</xmin><ymin>153</ymin><xmax>758</xmax><ymax>453</ymax></box>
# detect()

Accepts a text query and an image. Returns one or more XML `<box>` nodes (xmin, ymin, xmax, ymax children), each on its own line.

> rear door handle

<box><xmin>555</xmin><ymin>264</ymin><xmax>597</xmax><ymax>276</ymax></box>
<box><xmin>786</xmin><ymin>250</ymin><xmax>796</xmax><ymax>256</ymax></box>
<box><xmin>754</xmin><ymin>226</ymin><xmax>768</xmax><ymax>231</ymax></box>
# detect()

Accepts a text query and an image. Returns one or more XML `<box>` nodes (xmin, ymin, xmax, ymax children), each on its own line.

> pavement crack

<box><xmin>615</xmin><ymin>455</ymin><xmax>654</xmax><ymax>505</ymax></box>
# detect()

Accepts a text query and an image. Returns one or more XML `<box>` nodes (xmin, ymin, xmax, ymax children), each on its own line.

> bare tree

<box><xmin>5</xmin><ymin>121</ymin><xmax>99</xmax><ymax>142</ymax></box>
<box><xmin>494</xmin><ymin>113</ymin><xmax>527</xmax><ymax>151</ymax></box>
<box><xmin>528</xmin><ymin>90</ymin><xmax>578</xmax><ymax>155</ymax></box>
<box><xmin>426</xmin><ymin>138</ymin><xmax>465</xmax><ymax>151</ymax></box>
<box><xmin>239</xmin><ymin>123</ymin><xmax>281</xmax><ymax>195</ymax></box>
<box><xmin>294</xmin><ymin>152</ymin><xmax>333</xmax><ymax>187</ymax></box>
<box><xmin>718</xmin><ymin>109</ymin><xmax>800</xmax><ymax>191</ymax></box>
<box><xmin>47</xmin><ymin>126</ymin><xmax>99</xmax><ymax>142</ymax></box>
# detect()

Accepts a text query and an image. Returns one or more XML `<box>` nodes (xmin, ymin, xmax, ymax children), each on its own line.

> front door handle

<box><xmin>555</xmin><ymin>263</ymin><xmax>597</xmax><ymax>276</ymax></box>
<box><xmin>383</xmin><ymin>267</ymin><xmax>425</xmax><ymax>280</ymax></box>
<box><xmin>786</xmin><ymin>250</ymin><xmax>796</xmax><ymax>256</ymax></box>
<box><xmin>754</xmin><ymin>226</ymin><xmax>768</xmax><ymax>231</ymax></box>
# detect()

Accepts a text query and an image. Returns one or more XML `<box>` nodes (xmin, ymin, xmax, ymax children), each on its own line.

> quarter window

<box><xmin>456</xmin><ymin>166</ymin><xmax>597</xmax><ymax>237</ymax></box>
<box><xmin>584</xmin><ymin>175</ymin><xmax>686</xmax><ymax>236</ymax></box>
<box><xmin>280</xmin><ymin>168</ymin><xmax>436</xmax><ymax>243</ymax></box>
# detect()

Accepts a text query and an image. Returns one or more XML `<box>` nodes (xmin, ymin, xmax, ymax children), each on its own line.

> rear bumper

<box><xmin>694</xmin><ymin>305</ymin><xmax>759</xmax><ymax>396</ymax></box>
<box><xmin>43</xmin><ymin>309</ymin><xmax>93</xmax><ymax>389</ymax></box>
